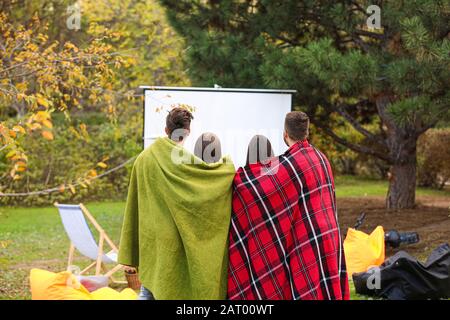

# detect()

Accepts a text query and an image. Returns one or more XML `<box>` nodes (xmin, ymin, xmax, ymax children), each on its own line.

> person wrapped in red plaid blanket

<box><xmin>227</xmin><ymin>111</ymin><xmax>349</xmax><ymax>300</ymax></box>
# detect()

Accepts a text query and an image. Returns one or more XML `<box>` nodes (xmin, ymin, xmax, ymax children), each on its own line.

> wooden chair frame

<box><xmin>56</xmin><ymin>202</ymin><xmax>126</xmax><ymax>284</ymax></box>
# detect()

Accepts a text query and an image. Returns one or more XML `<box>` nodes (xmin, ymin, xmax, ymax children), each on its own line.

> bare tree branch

<box><xmin>0</xmin><ymin>144</ymin><xmax>10</xmax><ymax>152</ymax></box>
<box><xmin>316</xmin><ymin>121</ymin><xmax>393</xmax><ymax>163</ymax></box>
<box><xmin>354</xmin><ymin>29</ymin><xmax>385</xmax><ymax>40</ymax></box>
<box><xmin>334</xmin><ymin>103</ymin><xmax>387</xmax><ymax>149</ymax></box>
<box><xmin>0</xmin><ymin>156</ymin><xmax>136</xmax><ymax>197</ymax></box>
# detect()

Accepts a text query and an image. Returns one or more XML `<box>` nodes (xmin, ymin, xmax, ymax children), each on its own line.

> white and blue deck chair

<box><xmin>55</xmin><ymin>203</ymin><xmax>125</xmax><ymax>283</ymax></box>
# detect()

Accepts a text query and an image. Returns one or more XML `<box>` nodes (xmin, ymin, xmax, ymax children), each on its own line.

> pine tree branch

<box><xmin>354</xmin><ymin>29</ymin><xmax>385</xmax><ymax>40</ymax></box>
<box><xmin>274</xmin><ymin>34</ymin><xmax>300</xmax><ymax>47</ymax></box>
<box><xmin>350</xmin><ymin>1</ymin><xmax>370</xmax><ymax>17</ymax></box>
<box><xmin>334</xmin><ymin>103</ymin><xmax>387</xmax><ymax>149</ymax></box>
<box><xmin>314</xmin><ymin>120</ymin><xmax>393</xmax><ymax>163</ymax></box>
<box><xmin>349</xmin><ymin>34</ymin><xmax>371</xmax><ymax>53</ymax></box>
<box><xmin>415</xmin><ymin>104</ymin><xmax>449</xmax><ymax>136</ymax></box>
<box><xmin>416</xmin><ymin>120</ymin><xmax>438</xmax><ymax>136</ymax></box>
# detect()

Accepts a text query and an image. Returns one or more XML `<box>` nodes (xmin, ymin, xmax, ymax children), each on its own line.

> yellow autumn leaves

<box><xmin>155</xmin><ymin>103</ymin><xmax>196</xmax><ymax>114</ymax></box>
<box><xmin>4</xmin><ymin>147</ymin><xmax>28</xmax><ymax>181</ymax></box>
<box><xmin>30</xmin><ymin>110</ymin><xmax>54</xmax><ymax>141</ymax></box>
<box><xmin>0</xmin><ymin>11</ymin><xmax>124</xmax><ymax>188</ymax></box>
<box><xmin>56</xmin><ymin>158</ymin><xmax>109</xmax><ymax>195</ymax></box>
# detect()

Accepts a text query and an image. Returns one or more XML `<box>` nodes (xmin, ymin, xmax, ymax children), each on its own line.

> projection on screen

<box><xmin>142</xmin><ymin>87</ymin><xmax>295</xmax><ymax>168</ymax></box>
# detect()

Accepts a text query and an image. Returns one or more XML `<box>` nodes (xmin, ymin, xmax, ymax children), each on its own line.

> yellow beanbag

<box><xmin>30</xmin><ymin>269</ymin><xmax>137</xmax><ymax>300</ymax></box>
<box><xmin>343</xmin><ymin>226</ymin><xmax>385</xmax><ymax>276</ymax></box>
<box><xmin>91</xmin><ymin>287</ymin><xmax>137</xmax><ymax>300</ymax></box>
<box><xmin>30</xmin><ymin>268</ymin><xmax>91</xmax><ymax>300</ymax></box>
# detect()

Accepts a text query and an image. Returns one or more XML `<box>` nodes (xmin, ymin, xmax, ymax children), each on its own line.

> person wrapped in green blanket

<box><xmin>118</xmin><ymin>107</ymin><xmax>235</xmax><ymax>300</ymax></box>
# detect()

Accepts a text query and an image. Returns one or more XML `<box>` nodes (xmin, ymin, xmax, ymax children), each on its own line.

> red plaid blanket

<box><xmin>227</xmin><ymin>140</ymin><xmax>349</xmax><ymax>300</ymax></box>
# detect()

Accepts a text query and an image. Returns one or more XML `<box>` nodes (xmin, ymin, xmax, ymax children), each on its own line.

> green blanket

<box><xmin>118</xmin><ymin>137</ymin><xmax>235</xmax><ymax>300</ymax></box>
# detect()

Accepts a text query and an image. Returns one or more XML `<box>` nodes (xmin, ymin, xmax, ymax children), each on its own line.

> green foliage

<box><xmin>310</xmin><ymin>120</ymin><xmax>388</xmax><ymax>178</ymax></box>
<box><xmin>388</xmin><ymin>96</ymin><xmax>437</xmax><ymax>128</ymax></box>
<box><xmin>82</xmin><ymin>0</ymin><xmax>189</xmax><ymax>88</ymax></box>
<box><xmin>161</xmin><ymin>0</ymin><xmax>449</xmax><ymax>137</ymax></box>
<box><xmin>296</xmin><ymin>39</ymin><xmax>379</xmax><ymax>96</ymax></box>
<box><xmin>309</xmin><ymin>122</ymin><xmax>359</xmax><ymax>175</ymax></box>
<box><xmin>0</xmin><ymin>111</ymin><xmax>142</xmax><ymax>206</ymax></box>
<box><xmin>160</xmin><ymin>0</ymin><xmax>450</xmax><ymax>207</ymax></box>
<box><xmin>0</xmin><ymin>0</ymin><xmax>189</xmax><ymax>204</ymax></box>
<box><xmin>0</xmin><ymin>11</ymin><xmax>126</xmax><ymax>182</ymax></box>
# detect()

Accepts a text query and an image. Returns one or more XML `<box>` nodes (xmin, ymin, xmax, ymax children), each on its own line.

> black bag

<box><xmin>353</xmin><ymin>243</ymin><xmax>450</xmax><ymax>300</ymax></box>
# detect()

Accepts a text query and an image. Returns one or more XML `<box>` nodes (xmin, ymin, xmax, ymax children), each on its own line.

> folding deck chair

<box><xmin>55</xmin><ymin>203</ymin><xmax>125</xmax><ymax>283</ymax></box>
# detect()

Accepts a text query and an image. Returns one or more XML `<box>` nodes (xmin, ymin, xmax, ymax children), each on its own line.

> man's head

<box><xmin>283</xmin><ymin>111</ymin><xmax>310</xmax><ymax>147</ymax></box>
<box><xmin>165</xmin><ymin>107</ymin><xmax>194</xmax><ymax>143</ymax></box>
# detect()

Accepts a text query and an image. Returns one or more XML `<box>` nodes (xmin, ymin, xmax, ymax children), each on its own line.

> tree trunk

<box><xmin>386</xmin><ymin>135</ymin><xmax>418</xmax><ymax>209</ymax></box>
<box><xmin>387</xmin><ymin>156</ymin><xmax>416</xmax><ymax>209</ymax></box>
<box><xmin>376</xmin><ymin>95</ymin><xmax>418</xmax><ymax>209</ymax></box>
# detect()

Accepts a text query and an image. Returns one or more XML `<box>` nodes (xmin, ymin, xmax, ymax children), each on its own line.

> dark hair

<box><xmin>284</xmin><ymin>111</ymin><xmax>310</xmax><ymax>141</ymax></box>
<box><xmin>246</xmin><ymin>135</ymin><xmax>274</xmax><ymax>165</ymax></box>
<box><xmin>166</xmin><ymin>107</ymin><xmax>194</xmax><ymax>142</ymax></box>
<box><xmin>194</xmin><ymin>132</ymin><xmax>222</xmax><ymax>163</ymax></box>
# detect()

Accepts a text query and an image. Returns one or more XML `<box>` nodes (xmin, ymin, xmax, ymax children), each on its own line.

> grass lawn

<box><xmin>335</xmin><ymin>175</ymin><xmax>450</xmax><ymax>198</ymax></box>
<box><xmin>0</xmin><ymin>202</ymin><xmax>126</xmax><ymax>299</ymax></box>
<box><xmin>0</xmin><ymin>175</ymin><xmax>448</xmax><ymax>300</ymax></box>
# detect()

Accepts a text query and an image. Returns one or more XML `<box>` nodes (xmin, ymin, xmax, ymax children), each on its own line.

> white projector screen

<box><xmin>142</xmin><ymin>86</ymin><xmax>295</xmax><ymax>168</ymax></box>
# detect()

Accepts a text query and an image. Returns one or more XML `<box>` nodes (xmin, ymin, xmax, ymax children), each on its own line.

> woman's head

<box><xmin>165</xmin><ymin>107</ymin><xmax>194</xmax><ymax>143</ymax></box>
<box><xmin>246</xmin><ymin>135</ymin><xmax>274</xmax><ymax>165</ymax></box>
<box><xmin>194</xmin><ymin>132</ymin><xmax>222</xmax><ymax>163</ymax></box>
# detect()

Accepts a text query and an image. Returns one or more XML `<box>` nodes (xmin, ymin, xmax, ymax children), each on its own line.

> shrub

<box><xmin>0</xmin><ymin>111</ymin><xmax>142</xmax><ymax>207</ymax></box>
<box><xmin>417</xmin><ymin>128</ymin><xmax>450</xmax><ymax>189</ymax></box>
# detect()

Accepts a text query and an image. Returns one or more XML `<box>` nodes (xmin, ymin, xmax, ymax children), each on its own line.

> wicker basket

<box><xmin>124</xmin><ymin>270</ymin><xmax>141</xmax><ymax>290</ymax></box>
